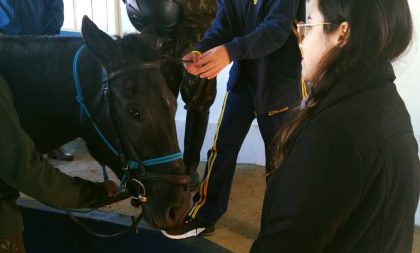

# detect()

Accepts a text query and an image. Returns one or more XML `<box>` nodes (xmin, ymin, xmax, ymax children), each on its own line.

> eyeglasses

<box><xmin>296</xmin><ymin>22</ymin><xmax>332</xmax><ymax>42</ymax></box>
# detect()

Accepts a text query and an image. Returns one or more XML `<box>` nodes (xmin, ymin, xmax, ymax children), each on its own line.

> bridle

<box><xmin>72</xmin><ymin>44</ymin><xmax>191</xmax><ymax>208</ymax></box>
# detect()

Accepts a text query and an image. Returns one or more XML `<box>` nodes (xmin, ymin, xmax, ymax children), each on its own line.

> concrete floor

<box><xmin>21</xmin><ymin>140</ymin><xmax>420</xmax><ymax>253</ymax></box>
<box><xmin>414</xmin><ymin>231</ymin><xmax>420</xmax><ymax>253</ymax></box>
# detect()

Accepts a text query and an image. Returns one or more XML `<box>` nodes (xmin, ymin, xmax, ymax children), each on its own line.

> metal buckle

<box><xmin>129</xmin><ymin>179</ymin><xmax>147</xmax><ymax>207</ymax></box>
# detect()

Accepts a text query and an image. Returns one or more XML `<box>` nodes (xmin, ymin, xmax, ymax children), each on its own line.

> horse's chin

<box><xmin>142</xmin><ymin>208</ymin><xmax>159</xmax><ymax>229</ymax></box>
<box><xmin>141</xmin><ymin>206</ymin><xmax>177</xmax><ymax>230</ymax></box>
<box><xmin>142</xmin><ymin>201</ymin><xmax>191</xmax><ymax>231</ymax></box>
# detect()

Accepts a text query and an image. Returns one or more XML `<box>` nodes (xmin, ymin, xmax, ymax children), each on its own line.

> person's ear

<box><xmin>331</xmin><ymin>22</ymin><xmax>350</xmax><ymax>47</ymax></box>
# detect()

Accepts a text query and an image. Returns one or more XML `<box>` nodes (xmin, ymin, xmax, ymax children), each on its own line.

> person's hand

<box><xmin>182</xmin><ymin>51</ymin><xmax>202</xmax><ymax>75</ymax></box>
<box><xmin>102</xmin><ymin>180</ymin><xmax>118</xmax><ymax>197</ymax></box>
<box><xmin>195</xmin><ymin>46</ymin><xmax>230</xmax><ymax>79</ymax></box>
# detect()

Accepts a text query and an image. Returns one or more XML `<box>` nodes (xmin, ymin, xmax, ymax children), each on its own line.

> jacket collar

<box><xmin>288</xmin><ymin>61</ymin><xmax>396</xmax><ymax>145</ymax></box>
<box><xmin>309</xmin><ymin>61</ymin><xmax>396</xmax><ymax>117</ymax></box>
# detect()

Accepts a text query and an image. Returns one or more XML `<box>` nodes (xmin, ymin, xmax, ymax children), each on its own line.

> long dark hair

<box><xmin>271</xmin><ymin>0</ymin><xmax>413</xmax><ymax>169</ymax></box>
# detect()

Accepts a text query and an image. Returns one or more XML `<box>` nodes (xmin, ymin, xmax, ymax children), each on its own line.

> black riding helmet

<box><xmin>122</xmin><ymin>0</ymin><xmax>180</xmax><ymax>33</ymax></box>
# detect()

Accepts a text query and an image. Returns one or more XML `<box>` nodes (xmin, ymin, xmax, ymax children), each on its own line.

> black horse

<box><xmin>0</xmin><ymin>16</ymin><xmax>191</xmax><ymax>230</ymax></box>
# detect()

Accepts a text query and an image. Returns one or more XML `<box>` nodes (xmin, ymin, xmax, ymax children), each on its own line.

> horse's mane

<box><xmin>0</xmin><ymin>34</ymin><xmax>81</xmax><ymax>45</ymax></box>
<box><xmin>0</xmin><ymin>32</ymin><xmax>161</xmax><ymax>65</ymax></box>
<box><xmin>0</xmin><ymin>35</ymin><xmax>82</xmax><ymax>62</ymax></box>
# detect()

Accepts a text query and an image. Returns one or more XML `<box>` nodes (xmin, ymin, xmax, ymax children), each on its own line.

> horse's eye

<box><xmin>127</xmin><ymin>108</ymin><xmax>142</xmax><ymax>121</ymax></box>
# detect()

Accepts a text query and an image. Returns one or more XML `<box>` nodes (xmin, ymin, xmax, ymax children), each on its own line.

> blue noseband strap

<box><xmin>143</xmin><ymin>152</ymin><xmax>183</xmax><ymax>166</ymax></box>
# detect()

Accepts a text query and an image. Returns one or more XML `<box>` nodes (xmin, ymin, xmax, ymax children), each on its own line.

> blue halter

<box><xmin>72</xmin><ymin>44</ymin><xmax>183</xmax><ymax>171</ymax></box>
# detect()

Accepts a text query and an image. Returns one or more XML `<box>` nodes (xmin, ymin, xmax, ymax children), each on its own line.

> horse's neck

<box><xmin>0</xmin><ymin>36</ymin><xmax>103</xmax><ymax>152</ymax></box>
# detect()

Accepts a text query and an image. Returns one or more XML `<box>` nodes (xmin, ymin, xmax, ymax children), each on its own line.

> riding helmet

<box><xmin>123</xmin><ymin>0</ymin><xmax>180</xmax><ymax>33</ymax></box>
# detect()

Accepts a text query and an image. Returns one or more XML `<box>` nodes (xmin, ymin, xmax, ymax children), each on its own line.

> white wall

<box><xmin>175</xmin><ymin>67</ymin><xmax>266</xmax><ymax>166</ymax></box>
<box><xmin>403</xmin><ymin>0</ymin><xmax>420</xmax><ymax>227</ymax></box>
<box><xmin>119</xmin><ymin>3</ymin><xmax>137</xmax><ymax>35</ymax></box>
<box><xmin>395</xmin><ymin>0</ymin><xmax>420</xmax><ymax>148</ymax></box>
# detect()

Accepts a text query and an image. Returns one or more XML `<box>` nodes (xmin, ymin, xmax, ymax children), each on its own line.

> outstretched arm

<box><xmin>225</xmin><ymin>0</ymin><xmax>301</xmax><ymax>60</ymax></box>
<box><xmin>195</xmin><ymin>0</ymin><xmax>302</xmax><ymax>79</ymax></box>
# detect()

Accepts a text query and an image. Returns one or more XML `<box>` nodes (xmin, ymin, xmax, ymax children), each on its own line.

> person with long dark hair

<box><xmin>251</xmin><ymin>0</ymin><xmax>419</xmax><ymax>252</ymax></box>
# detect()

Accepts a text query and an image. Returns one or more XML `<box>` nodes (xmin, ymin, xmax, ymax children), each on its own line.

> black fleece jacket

<box><xmin>251</xmin><ymin>62</ymin><xmax>420</xmax><ymax>253</ymax></box>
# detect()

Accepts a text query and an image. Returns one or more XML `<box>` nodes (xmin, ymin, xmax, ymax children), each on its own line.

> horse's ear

<box><xmin>140</xmin><ymin>25</ymin><xmax>159</xmax><ymax>50</ymax></box>
<box><xmin>81</xmin><ymin>16</ymin><xmax>115</xmax><ymax>65</ymax></box>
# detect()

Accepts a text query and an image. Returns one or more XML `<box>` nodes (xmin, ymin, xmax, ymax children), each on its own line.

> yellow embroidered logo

<box><xmin>268</xmin><ymin>106</ymin><xmax>289</xmax><ymax>116</ymax></box>
<box><xmin>253</xmin><ymin>0</ymin><xmax>258</xmax><ymax>5</ymax></box>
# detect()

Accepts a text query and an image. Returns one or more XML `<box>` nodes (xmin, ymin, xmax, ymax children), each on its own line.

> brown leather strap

<box><xmin>105</xmin><ymin>63</ymin><xmax>160</xmax><ymax>83</ymax></box>
<box><xmin>142</xmin><ymin>172</ymin><xmax>192</xmax><ymax>185</ymax></box>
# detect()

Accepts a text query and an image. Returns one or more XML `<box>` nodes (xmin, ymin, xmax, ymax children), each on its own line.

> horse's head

<box><xmin>80</xmin><ymin>16</ymin><xmax>190</xmax><ymax>230</ymax></box>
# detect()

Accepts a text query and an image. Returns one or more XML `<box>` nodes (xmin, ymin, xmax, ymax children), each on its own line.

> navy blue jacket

<box><xmin>0</xmin><ymin>0</ymin><xmax>64</xmax><ymax>35</ymax></box>
<box><xmin>195</xmin><ymin>0</ymin><xmax>305</xmax><ymax>115</ymax></box>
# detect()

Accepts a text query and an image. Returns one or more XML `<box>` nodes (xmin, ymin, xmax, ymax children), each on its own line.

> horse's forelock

<box><xmin>120</xmin><ymin>33</ymin><xmax>158</xmax><ymax>62</ymax></box>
